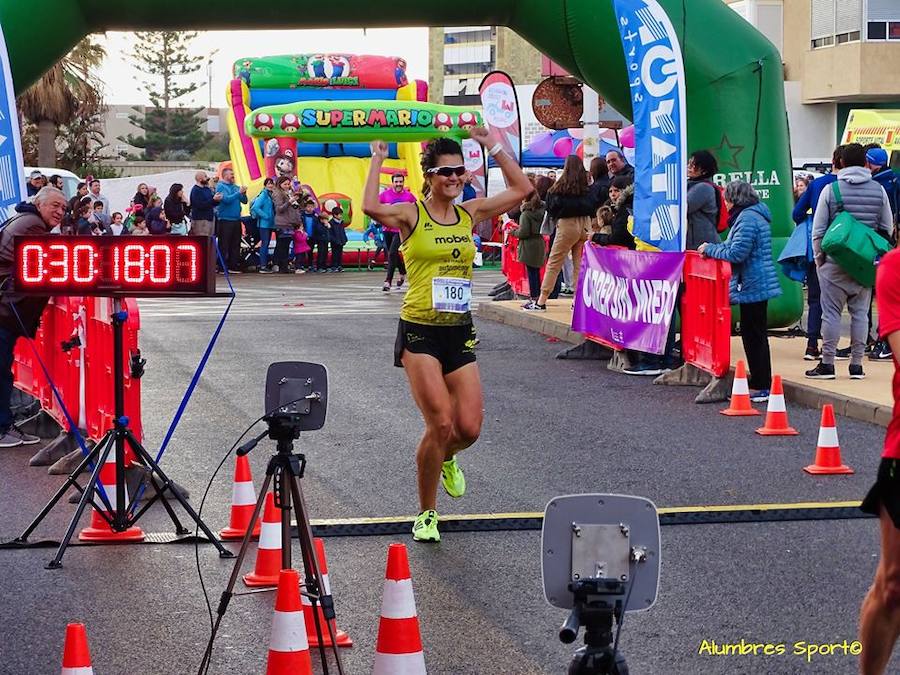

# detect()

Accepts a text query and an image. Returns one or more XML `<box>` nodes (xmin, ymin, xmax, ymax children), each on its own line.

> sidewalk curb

<box><xmin>476</xmin><ymin>303</ymin><xmax>891</xmax><ymax>428</ymax></box>
<box><xmin>476</xmin><ymin>303</ymin><xmax>583</xmax><ymax>345</ymax></box>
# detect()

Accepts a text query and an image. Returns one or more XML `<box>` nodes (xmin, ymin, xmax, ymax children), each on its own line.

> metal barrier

<box><xmin>681</xmin><ymin>251</ymin><xmax>732</xmax><ymax>378</ymax></box>
<box><xmin>12</xmin><ymin>297</ymin><xmax>143</xmax><ymax>441</ymax></box>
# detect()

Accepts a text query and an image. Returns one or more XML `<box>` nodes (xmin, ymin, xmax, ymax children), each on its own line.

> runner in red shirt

<box><xmin>859</xmin><ymin>247</ymin><xmax>900</xmax><ymax>674</ymax></box>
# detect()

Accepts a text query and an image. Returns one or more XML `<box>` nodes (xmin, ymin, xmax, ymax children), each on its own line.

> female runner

<box><xmin>363</xmin><ymin>127</ymin><xmax>532</xmax><ymax>542</ymax></box>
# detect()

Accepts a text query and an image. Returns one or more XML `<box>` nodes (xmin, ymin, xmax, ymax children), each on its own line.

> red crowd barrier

<box><xmin>501</xmin><ymin>228</ymin><xmax>548</xmax><ymax>298</ymax></box>
<box><xmin>12</xmin><ymin>297</ymin><xmax>143</xmax><ymax>442</ymax></box>
<box><xmin>502</xmin><ymin>232</ymin><xmax>529</xmax><ymax>297</ymax></box>
<box><xmin>681</xmin><ymin>251</ymin><xmax>732</xmax><ymax>378</ymax></box>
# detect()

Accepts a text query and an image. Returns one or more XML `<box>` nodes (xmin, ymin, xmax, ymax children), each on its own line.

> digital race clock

<box><xmin>13</xmin><ymin>236</ymin><xmax>217</xmax><ymax>297</ymax></box>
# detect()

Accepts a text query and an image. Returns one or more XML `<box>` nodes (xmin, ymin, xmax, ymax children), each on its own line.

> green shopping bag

<box><xmin>821</xmin><ymin>181</ymin><xmax>892</xmax><ymax>287</ymax></box>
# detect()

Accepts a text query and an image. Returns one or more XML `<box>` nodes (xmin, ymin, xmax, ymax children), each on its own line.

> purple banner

<box><xmin>572</xmin><ymin>246</ymin><xmax>685</xmax><ymax>354</ymax></box>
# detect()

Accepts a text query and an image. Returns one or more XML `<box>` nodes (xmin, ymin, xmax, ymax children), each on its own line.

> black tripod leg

<box><xmin>197</xmin><ymin>470</ymin><xmax>273</xmax><ymax>675</ymax></box>
<box><xmin>123</xmin><ymin>434</ymin><xmax>187</xmax><ymax>533</ymax></box>
<box><xmin>13</xmin><ymin>436</ymin><xmax>105</xmax><ymax>543</ymax></box>
<box><xmin>45</xmin><ymin>434</ymin><xmax>116</xmax><ymax>569</ymax></box>
<box><xmin>289</xmin><ymin>476</ymin><xmax>344</xmax><ymax>675</ymax></box>
<box><xmin>126</xmin><ymin>433</ymin><xmax>232</xmax><ymax>557</ymax></box>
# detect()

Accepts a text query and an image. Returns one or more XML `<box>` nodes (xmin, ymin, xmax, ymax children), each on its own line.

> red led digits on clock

<box><xmin>72</xmin><ymin>244</ymin><xmax>98</xmax><ymax>283</ymax></box>
<box><xmin>20</xmin><ymin>244</ymin><xmax>45</xmax><ymax>283</ymax></box>
<box><xmin>20</xmin><ymin>242</ymin><xmax>100</xmax><ymax>286</ymax></box>
<box><xmin>15</xmin><ymin>236</ymin><xmax>212</xmax><ymax>296</ymax></box>
<box><xmin>47</xmin><ymin>243</ymin><xmax>69</xmax><ymax>283</ymax></box>
<box><xmin>175</xmin><ymin>244</ymin><xmax>198</xmax><ymax>283</ymax></box>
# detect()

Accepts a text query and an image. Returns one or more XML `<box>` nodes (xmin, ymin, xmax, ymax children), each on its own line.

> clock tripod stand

<box><xmin>12</xmin><ymin>297</ymin><xmax>233</xmax><ymax>568</ymax></box>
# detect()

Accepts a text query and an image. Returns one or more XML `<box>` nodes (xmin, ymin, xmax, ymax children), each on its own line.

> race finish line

<box><xmin>0</xmin><ymin>501</ymin><xmax>871</xmax><ymax>548</ymax></box>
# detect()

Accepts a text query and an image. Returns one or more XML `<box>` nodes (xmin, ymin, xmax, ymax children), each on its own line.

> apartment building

<box><xmin>429</xmin><ymin>26</ymin><xmax>552</xmax><ymax>145</ymax></box>
<box><xmin>725</xmin><ymin>0</ymin><xmax>900</xmax><ymax>163</ymax></box>
<box><xmin>102</xmin><ymin>104</ymin><xmax>227</xmax><ymax>158</ymax></box>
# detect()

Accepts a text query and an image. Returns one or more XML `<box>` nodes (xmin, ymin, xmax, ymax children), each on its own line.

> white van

<box><xmin>23</xmin><ymin>167</ymin><xmax>81</xmax><ymax>200</ymax></box>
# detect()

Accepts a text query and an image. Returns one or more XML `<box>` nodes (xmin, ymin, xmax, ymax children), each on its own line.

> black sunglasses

<box><xmin>427</xmin><ymin>165</ymin><xmax>467</xmax><ymax>177</ymax></box>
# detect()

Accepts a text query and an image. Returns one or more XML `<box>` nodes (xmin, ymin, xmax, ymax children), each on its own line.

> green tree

<box><xmin>120</xmin><ymin>31</ymin><xmax>208</xmax><ymax>159</ymax></box>
<box><xmin>17</xmin><ymin>37</ymin><xmax>106</xmax><ymax>167</ymax></box>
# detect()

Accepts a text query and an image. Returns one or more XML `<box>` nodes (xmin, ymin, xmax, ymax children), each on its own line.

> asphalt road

<box><xmin>0</xmin><ymin>269</ymin><xmax>894</xmax><ymax>674</ymax></box>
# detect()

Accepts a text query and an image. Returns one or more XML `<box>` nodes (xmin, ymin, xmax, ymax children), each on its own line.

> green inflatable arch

<box><xmin>0</xmin><ymin>0</ymin><xmax>802</xmax><ymax>325</ymax></box>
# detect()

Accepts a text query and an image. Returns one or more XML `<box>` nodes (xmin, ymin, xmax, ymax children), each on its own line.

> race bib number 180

<box><xmin>432</xmin><ymin>277</ymin><xmax>471</xmax><ymax>313</ymax></box>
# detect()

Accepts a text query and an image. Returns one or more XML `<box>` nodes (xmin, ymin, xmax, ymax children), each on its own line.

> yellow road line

<box><xmin>309</xmin><ymin>501</ymin><xmax>863</xmax><ymax>526</ymax></box>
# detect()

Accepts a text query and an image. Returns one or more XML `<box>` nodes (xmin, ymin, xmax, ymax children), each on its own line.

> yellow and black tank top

<box><xmin>400</xmin><ymin>201</ymin><xmax>476</xmax><ymax>326</ymax></box>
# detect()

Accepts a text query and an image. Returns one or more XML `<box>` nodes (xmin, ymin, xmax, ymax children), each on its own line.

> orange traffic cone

<box><xmin>243</xmin><ymin>492</ymin><xmax>281</xmax><ymax>587</ymax></box>
<box><xmin>60</xmin><ymin>623</ymin><xmax>93</xmax><ymax>675</ymax></box>
<box><xmin>804</xmin><ymin>405</ymin><xmax>854</xmax><ymax>475</ymax></box>
<box><xmin>720</xmin><ymin>361</ymin><xmax>760</xmax><ymax>416</ymax></box>
<box><xmin>78</xmin><ymin>450</ymin><xmax>144</xmax><ymax>542</ymax></box>
<box><xmin>755</xmin><ymin>376</ymin><xmax>799</xmax><ymax>436</ymax></box>
<box><xmin>219</xmin><ymin>455</ymin><xmax>261</xmax><ymax>541</ymax></box>
<box><xmin>373</xmin><ymin>543</ymin><xmax>426</xmax><ymax>675</ymax></box>
<box><xmin>302</xmin><ymin>538</ymin><xmax>352</xmax><ymax>648</ymax></box>
<box><xmin>266</xmin><ymin>569</ymin><xmax>313</xmax><ymax>675</ymax></box>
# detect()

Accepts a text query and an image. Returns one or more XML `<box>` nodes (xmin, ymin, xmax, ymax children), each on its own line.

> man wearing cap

<box><xmin>26</xmin><ymin>170</ymin><xmax>44</xmax><ymax>197</ymax></box>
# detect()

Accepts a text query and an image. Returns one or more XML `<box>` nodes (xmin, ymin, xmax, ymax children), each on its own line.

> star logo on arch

<box><xmin>714</xmin><ymin>134</ymin><xmax>745</xmax><ymax>171</ymax></box>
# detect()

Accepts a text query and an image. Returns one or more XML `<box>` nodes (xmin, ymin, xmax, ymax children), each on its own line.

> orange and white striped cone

<box><xmin>373</xmin><ymin>543</ymin><xmax>426</xmax><ymax>675</ymax></box>
<box><xmin>219</xmin><ymin>455</ymin><xmax>261</xmax><ymax>541</ymax></box>
<box><xmin>60</xmin><ymin>623</ymin><xmax>93</xmax><ymax>675</ymax></box>
<box><xmin>78</xmin><ymin>449</ymin><xmax>144</xmax><ymax>542</ymax></box>
<box><xmin>243</xmin><ymin>492</ymin><xmax>281</xmax><ymax>587</ymax></box>
<box><xmin>302</xmin><ymin>538</ymin><xmax>352</xmax><ymax>648</ymax></box>
<box><xmin>804</xmin><ymin>404</ymin><xmax>854</xmax><ymax>475</ymax></box>
<box><xmin>720</xmin><ymin>360</ymin><xmax>760</xmax><ymax>416</ymax></box>
<box><xmin>266</xmin><ymin>569</ymin><xmax>313</xmax><ymax>675</ymax></box>
<box><xmin>755</xmin><ymin>375</ymin><xmax>799</xmax><ymax>436</ymax></box>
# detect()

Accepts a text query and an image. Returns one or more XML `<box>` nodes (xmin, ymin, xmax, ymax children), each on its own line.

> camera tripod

<box><xmin>561</xmin><ymin>580</ymin><xmax>629</xmax><ymax>675</ymax></box>
<box><xmin>12</xmin><ymin>298</ymin><xmax>232</xmax><ymax>569</ymax></box>
<box><xmin>197</xmin><ymin>414</ymin><xmax>345</xmax><ymax>675</ymax></box>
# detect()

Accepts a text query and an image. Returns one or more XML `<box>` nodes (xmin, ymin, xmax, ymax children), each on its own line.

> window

<box><xmin>866</xmin><ymin>20</ymin><xmax>900</xmax><ymax>40</ymax></box>
<box><xmin>868</xmin><ymin>21</ymin><xmax>888</xmax><ymax>39</ymax></box>
<box><xmin>836</xmin><ymin>30</ymin><xmax>860</xmax><ymax>44</ymax></box>
<box><xmin>444</xmin><ymin>62</ymin><xmax>493</xmax><ymax>76</ymax></box>
<box><xmin>443</xmin><ymin>29</ymin><xmax>493</xmax><ymax>45</ymax></box>
<box><xmin>866</xmin><ymin>0</ymin><xmax>900</xmax><ymax>39</ymax></box>
<box><xmin>811</xmin><ymin>0</ymin><xmax>836</xmax><ymax>47</ymax></box>
<box><xmin>868</xmin><ymin>0</ymin><xmax>900</xmax><ymax>22</ymax></box>
<box><xmin>811</xmin><ymin>0</ymin><xmax>869</xmax><ymax>47</ymax></box>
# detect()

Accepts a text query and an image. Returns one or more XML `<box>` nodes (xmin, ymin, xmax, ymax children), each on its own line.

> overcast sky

<box><xmin>95</xmin><ymin>29</ymin><xmax>430</xmax><ymax>108</ymax></box>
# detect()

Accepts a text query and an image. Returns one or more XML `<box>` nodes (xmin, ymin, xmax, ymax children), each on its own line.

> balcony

<box><xmin>802</xmin><ymin>40</ymin><xmax>900</xmax><ymax>102</ymax></box>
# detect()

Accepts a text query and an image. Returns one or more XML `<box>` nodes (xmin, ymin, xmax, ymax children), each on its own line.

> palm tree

<box><xmin>17</xmin><ymin>37</ymin><xmax>106</xmax><ymax>167</ymax></box>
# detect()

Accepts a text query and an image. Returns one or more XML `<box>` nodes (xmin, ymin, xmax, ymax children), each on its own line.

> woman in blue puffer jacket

<box><xmin>251</xmin><ymin>178</ymin><xmax>276</xmax><ymax>271</ymax></box>
<box><xmin>700</xmin><ymin>180</ymin><xmax>781</xmax><ymax>402</ymax></box>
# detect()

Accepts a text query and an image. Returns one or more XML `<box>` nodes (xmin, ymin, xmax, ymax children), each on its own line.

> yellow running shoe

<box><xmin>441</xmin><ymin>457</ymin><xmax>466</xmax><ymax>498</ymax></box>
<box><xmin>412</xmin><ymin>509</ymin><xmax>440</xmax><ymax>542</ymax></box>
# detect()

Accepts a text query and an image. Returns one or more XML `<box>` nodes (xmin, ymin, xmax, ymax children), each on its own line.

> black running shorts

<box><xmin>394</xmin><ymin>319</ymin><xmax>477</xmax><ymax>375</ymax></box>
<box><xmin>861</xmin><ymin>458</ymin><xmax>900</xmax><ymax>530</ymax></box>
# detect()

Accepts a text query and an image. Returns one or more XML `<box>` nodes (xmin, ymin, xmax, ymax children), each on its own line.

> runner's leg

<box><xmin>859</xmin><ymin>507</ymin><xmax>900</xmax><ymax>674</ymax></box>
<box><xmin>444</xmin><ymin>362</ymin><xmax>483</xmax><ymax>460</ymax></box>
<box><xmin>402</xmin><ymin>350</ymin><xmax>454</xmax><ymax>512</ymax></box>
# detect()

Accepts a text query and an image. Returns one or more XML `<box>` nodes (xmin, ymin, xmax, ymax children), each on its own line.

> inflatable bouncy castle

<box><xmin>225</xmin><ymin>53</ymin><xmax>428</xmax><ymax>235</ymax></box>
